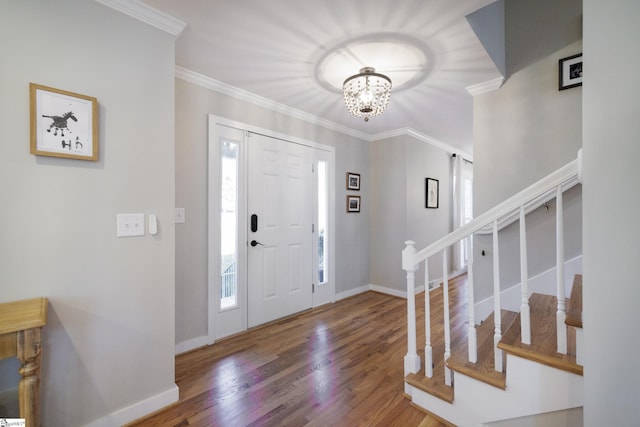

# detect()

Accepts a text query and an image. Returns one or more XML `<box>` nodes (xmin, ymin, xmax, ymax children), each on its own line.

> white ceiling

<box><xmin>140</xmin><ymin>0</ymin><xmax>502</xmax><ymax>155</ymax></box>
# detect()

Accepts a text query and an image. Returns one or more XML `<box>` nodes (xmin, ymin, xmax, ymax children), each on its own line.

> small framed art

<box><xmin>347</xmin><ymin>195</ymin><xmax>361</xmax><ymax>213</ymax></box>
<box><xmin>30</xmin><ymin>83</ymin><xmax>98</xmax><ymax>161</ymax></box>
<box><xmin>559</xmin><ymin>53</ymin><xmax>582</xmax><ymax>90</ymax></box>
<box><xmin>426</xmin><ymin>178</ymin><xmax>439</xmax><ymax>209</ymax></box>
<box><xmin>347</xmin><ymin>172</ymin><xmax>360</xmax><ymax>191</ymax></box>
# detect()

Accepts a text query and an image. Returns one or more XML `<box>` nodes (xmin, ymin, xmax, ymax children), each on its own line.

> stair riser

<box><xmin>408</xmin><ymin>354</ymin><xmax>583</xmax><ymax>426</ymax></box>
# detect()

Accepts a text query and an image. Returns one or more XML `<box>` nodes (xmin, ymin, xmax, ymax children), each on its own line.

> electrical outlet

<box><xmin>175</xmin><ymin>208</ymin><xmax>185</xmax><ymax>224</ymax></box>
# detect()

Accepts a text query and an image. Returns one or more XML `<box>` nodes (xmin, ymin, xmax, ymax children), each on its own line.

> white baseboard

<box><xmin>84</xmin><ymin>384</ymin><xmax>179</xmax><ymax>427</ymax></box>
<box><xmin>335</xmin><ymin>285</ymin><xmax>369</xmax><ymax>301</ymax></box>
<box><xmin>175</xmin><ymin>335</ymin><xmax>209</xmax><ymax>355</ymax></box>
<box><xmin>474</xmin><ymin>255</ymin><xmax>582</xmax><ymax>323</ymax></box>
<box><xmin>336</xmin><ymin>283</ymin><xmax>418</xmax><ymax>300</ymax></box>
<box><xmin>368</xmin><ymin>284</ymin><xmax>408</xmax><ymax>298</ymax></box>
<box><xmin>365</xmin><ymin>268</ymin><xmax>469</xmax><ymax>300</ymax></box>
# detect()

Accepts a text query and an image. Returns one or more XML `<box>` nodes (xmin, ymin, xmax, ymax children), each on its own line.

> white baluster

<box><xmin>443</xmin><ymin>250</ymin><xmax>452</xmax><ymax>386</ymax></box>
<box><xmin>424</xmin><ymin>260</ymin><xmax>433</xmax><ymax>378</ymax></box>
<box><xmin>519</xmin><ymin>206</ymin><xmax>531</xmax><ymax>345</ymax></box>
<box><xmin>493</xmin><ymin>220</ymin><xmax>503</xmax><ymax>372</ymax></box>
<box><xmin>467</xmin><ymin>235</ymin><xmax>477</xmax><ymax>363</ymax></box>
<box><xmin>402</xmin><ymin>241</ymin><xmax>421</xmax><ymax>375</ymax></box>
<box><xmin>556</xmin><ymin>187</ymin><xmax>567</xmax><ymax>354</ymax></box>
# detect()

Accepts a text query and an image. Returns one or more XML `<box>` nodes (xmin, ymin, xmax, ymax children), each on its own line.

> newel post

<box><xmin>403</xmin><ymin>241</ymin><xmax>420</xmax><ymax>376</ymax></box>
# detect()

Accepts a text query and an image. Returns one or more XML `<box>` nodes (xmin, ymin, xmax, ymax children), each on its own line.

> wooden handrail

<box><xmin>406</xmin><ymin>159</ymin><xmax>578</xmax><ymax>267</ymax></box>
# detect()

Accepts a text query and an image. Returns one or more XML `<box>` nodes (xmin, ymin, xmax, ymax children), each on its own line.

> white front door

<box><xmin>247</xmin><ymin>132</ymin><xmax>313</xmax><ymax>327</ymax></box>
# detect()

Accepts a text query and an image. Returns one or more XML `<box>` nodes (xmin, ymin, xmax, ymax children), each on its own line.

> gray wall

<box><xmin>0</xmin><ymin>1</ymin><xmax>177</xmax><ymax>425</ymax></box>
<box><xmin>369</xmin><ymin>135</ymin><xmax>452</xmax><ymax>291</ymax></box>
<box><xmin>583</xmin><ymin>1</ymin><xmax>640</xmax><ymax>424</ymax></box>
<box><xmin>472</xmin><ymin>40</ymin><xmax>583</xmax><ymax>301</ymax></box>
<box><xmin>474</xmin><ymin>40</ymin><xmax>583</xmax><ymax>214</ymax></box>
<box><xmin>175</xmin><ymin>78</ymin><xmax>370</xmax><ymax>345</ymax></box>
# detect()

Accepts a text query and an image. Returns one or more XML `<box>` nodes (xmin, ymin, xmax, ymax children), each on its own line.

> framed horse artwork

<box><xmin>30</xmin><ymin>83</ymin><xmax>98</xmax><ymax>161</ymax></box>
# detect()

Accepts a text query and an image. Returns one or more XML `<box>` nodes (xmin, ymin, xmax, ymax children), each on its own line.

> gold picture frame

<box><xmin>30</xmin><ymin>83</ymin><xmax>98</xmax><ymax>161</ymax></box>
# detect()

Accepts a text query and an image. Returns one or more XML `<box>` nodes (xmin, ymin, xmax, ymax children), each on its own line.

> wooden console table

<box><xmin>0</xmin><ymin>298</ymin><xmax>48</xmax><ymax>427</ymax></box>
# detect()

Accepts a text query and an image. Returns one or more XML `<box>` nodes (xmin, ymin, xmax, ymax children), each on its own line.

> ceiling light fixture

<box><xmin>343</xmin><ymin>67</ymin><xmax>392</xmax><ymax>122</ymax></box>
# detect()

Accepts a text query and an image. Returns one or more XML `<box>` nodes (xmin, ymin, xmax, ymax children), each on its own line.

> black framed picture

<box><xmin>425</xmin><ymin>178</ymin><xmax>439</xmax><ymax>209</ymax></box>
<box><xmin>559</xmin><ymin>53</ymin><xmax>582</xmax><ymax>90</ymax></box>
<box><xmin>347</xmin><ymin>195</ymin><xmax>360</xmax><ymax>213</ymax></box>
<box><xmin>347</xmin><ymin>172</ymin><xmax>360</xmax><ymax>191</ymax></box>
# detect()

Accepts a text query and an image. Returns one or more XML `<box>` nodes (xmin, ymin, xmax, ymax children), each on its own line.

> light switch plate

<box><xmin>117</xmin><ymin>214</ymin><xmax>145</xmax><ymax>237</ymax></box>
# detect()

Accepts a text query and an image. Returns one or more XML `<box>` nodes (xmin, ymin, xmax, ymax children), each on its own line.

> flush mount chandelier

<box><xmin>342</xmin><ymin>67</ymin><xmax>392</xmax><ymax>122</ymax></box>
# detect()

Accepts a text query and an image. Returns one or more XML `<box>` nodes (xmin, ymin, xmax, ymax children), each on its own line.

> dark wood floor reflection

<box><xmin>129</xmin><ymin>291</ymin><xmax>448</xmax><ymax>427</ymax></box>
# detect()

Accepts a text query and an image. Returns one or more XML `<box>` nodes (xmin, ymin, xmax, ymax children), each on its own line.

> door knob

<box><xmin>250</xmin><ymin>240</ymin><xmax>264</xmax><ymax>247</ymax></box>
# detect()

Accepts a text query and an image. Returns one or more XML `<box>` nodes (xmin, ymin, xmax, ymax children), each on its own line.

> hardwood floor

<box><xmin>128</xmin><ymin>288</ymin><xmax>454</xmax><ymax>427</ymax></box>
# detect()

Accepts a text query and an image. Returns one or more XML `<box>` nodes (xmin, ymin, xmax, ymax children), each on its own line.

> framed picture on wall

<box><xmin>347</xmin><ymin>195</ymin><xmax>361</xmax><ymax>213</ymax></box>
<box><xmin>346</xmin><ymin>172</ymin><xmax>360</xmax><ymax>190</ymax></box>
<box><xmin>425</xmin><ymin>178</ymin><xmax>439</xmax><ymax>209</ymax></box>
<box><xmin>559</xmin><ymin>53</ymin><xmax>582</xmax><ymax>90</ymax></box>
<box><xmin>30</xmin><ymin>83</ymin><xmax>99</xmax><ymax>161</ymax></box>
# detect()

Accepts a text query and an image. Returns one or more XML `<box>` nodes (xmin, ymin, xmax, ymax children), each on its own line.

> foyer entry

<box><xmin>208</xmin><ymin>116</ymin><xmax>335</xmax><ymax>342</ymax></box>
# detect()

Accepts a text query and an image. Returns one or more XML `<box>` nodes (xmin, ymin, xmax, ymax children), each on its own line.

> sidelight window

<box><xmin>317</xmin><ymin>160</ymin><xmax>328</xmax><ymax>284</ymax></box>
<box><xmin>220</xmin><ymin>140</ymin><xmax>238</xmax><ymax>310</ymax></box>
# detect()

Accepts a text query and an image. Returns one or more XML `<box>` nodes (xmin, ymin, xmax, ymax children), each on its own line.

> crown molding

<box><xmin>370</xmin><ymin>128</ymin><xmax>473</xmax><ymax>159</ymax></box>
<box><xmin>466</xmin><ymin>76</ymin><xmax>505</xmax><ymax>96</ymax></box>
<box><xmin>95</xmin><ymin>0</ymin><xmax>186</xmax><ymax>36</ymax></box>
<box><xmin>175</xmin><ymin>66</ymin><xmax>371</xmax><ymax>140</ymax></box>
<box><xmin>175</xmin><ymin>66</ymin><xmax>469</xmax><ymax>157</ymax></box>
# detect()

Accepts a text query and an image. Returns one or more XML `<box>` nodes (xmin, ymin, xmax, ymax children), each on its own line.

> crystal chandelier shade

<box><xmin>342</xmin><ymin>67</ymin><xmax>392</xmax><ymax>122</ymax></box>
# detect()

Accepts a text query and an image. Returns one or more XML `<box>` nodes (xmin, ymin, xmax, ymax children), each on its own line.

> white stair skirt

<box><xmin>408</xmin><ymin>354</ymin><xmax>583</xmax><ymax>426</ymax></box>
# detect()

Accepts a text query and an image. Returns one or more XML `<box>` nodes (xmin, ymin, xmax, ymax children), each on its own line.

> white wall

<box><xmin>583</xmin><ymin>1</ymin><xmax>640</xmax><ymax>424</ymax></box>
<box><xmin>174</xmin><ymin>78</ymin><xmax>370</xmax><ymax>345</ymax></box>
<box><xmin>0</xmin><ymin>1</ymin><xmax>177</xmax><ymax>425</ymax></box>
<box><xmin>369</xmin><ymin>135</ymin><xmax>452</xmax><ymax>292</ymax></box>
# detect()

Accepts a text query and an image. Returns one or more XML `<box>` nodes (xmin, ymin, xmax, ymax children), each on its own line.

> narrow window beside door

<box><xmin>317</xmin><ymin>160</ymin><xmax>327</xmax><ymax>284</ymax></box>
<box><xmin>221</xmin><ymin>140</ymin><xmax>239</xmax><ymax>310</ymax></box>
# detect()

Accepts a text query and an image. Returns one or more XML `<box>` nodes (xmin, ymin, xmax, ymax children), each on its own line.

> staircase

<box><xmin>401</xmin><ymin>159</ymin><xmax>583</xmax><ymax>426</ymax></box>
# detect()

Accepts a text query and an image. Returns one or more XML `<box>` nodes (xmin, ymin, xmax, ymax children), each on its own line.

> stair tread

<box><xmin>566</xmin><ymin>274</ymin><xmax>583</xmax><ymax>328</ymax></box>
<box><xmin>498</xmin><ymin>293</ymin><xmax>583</xmax><ymax>375</ymax></box>
<box><xmin>406</xmin><ymin>371</ymin><xmax>454</xmax><ymax>403</ymax></box>
<box><xmin>447</xmin><ymin>309</ymin><xmax>518</xmax><ymax>390</ymax></box>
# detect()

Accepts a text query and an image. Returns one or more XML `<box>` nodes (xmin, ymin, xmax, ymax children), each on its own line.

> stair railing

<box><xmin>402</xmin><ymin>158</ymin><xmax>579</xmax><ymax>379</ymax></box>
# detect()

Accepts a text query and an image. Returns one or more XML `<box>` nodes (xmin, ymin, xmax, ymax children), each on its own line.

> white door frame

<box><xmin>207</xmin><ymin>115</ymin><xmax>335</xmax><ymax>344</ymax></box>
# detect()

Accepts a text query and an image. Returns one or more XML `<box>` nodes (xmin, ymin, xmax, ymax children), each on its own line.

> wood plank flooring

<box><xmin>128</xmin><ymin>290</ymin><xmax>450</xmax><ymax>427</ymax></box>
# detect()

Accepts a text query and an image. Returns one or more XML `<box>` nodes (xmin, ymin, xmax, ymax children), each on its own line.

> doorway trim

<box><xmin>207</xmin><ymin>115</ymin><xmax>336</xmax><ymax>344</ymax></box>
